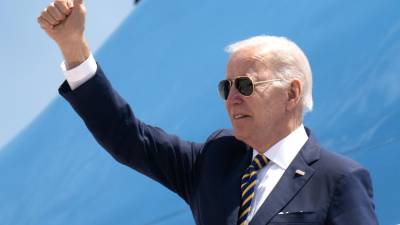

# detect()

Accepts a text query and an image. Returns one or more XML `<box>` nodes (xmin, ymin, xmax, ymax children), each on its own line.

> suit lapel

<box><xmin>223</xmin><ymin>146</ymin><xmax>252</xmax><ymax>225</ymax></box>
<box><xmin>249</xmin><ymin>135</ymin><xmax>320</xmax><ymax>225</ymax></box>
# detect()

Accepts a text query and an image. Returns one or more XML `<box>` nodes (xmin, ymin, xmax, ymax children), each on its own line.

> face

<box><xmin>225</xmin><ymin>49</ymin><xmax>289</xmax><ymax>150</ymax></box>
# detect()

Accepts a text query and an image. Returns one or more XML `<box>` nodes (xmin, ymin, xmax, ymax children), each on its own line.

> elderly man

<box><xmin>38</xmin><ymin>0</ymin><xmax>379</xmax><ymax>224</ymax></box>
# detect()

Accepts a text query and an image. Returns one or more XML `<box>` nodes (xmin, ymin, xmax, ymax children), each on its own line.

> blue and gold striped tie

<box><xmin>237</xmin><ymin>154</ymin><xmax>269</xmax><ymax>225</ymax></box>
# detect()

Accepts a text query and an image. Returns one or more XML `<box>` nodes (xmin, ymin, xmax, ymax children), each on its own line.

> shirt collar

<box><xmin>252</xmin><ymin>124</ymin><xmax>308</xmax><ymax>170</ymax></box>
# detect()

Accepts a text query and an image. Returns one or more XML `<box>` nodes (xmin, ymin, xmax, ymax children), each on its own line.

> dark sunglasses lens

<box><xmin>235</xmin><ymin>77</ymin><xmax>253</xmax><ymax>96</ymax></box>
<box><xmin>218</xmin><ymin>80</ymin><xmax>231</xmax><ymax>100</ymax></box>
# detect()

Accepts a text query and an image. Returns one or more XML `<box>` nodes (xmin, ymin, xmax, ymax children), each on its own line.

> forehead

<box><xmin>226</xmin><ymin>48</ymin><xmax>270</xmax><ymax>80</ymax></box>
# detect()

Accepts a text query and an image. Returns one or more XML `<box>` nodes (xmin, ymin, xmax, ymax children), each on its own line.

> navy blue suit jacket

<box><xmin>59</xmin><ymin>65</ymin><xmax>379</xmax><ymax>225</ymax></box>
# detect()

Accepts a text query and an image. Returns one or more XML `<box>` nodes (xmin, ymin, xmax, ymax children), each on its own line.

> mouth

<box><xmin>232</xmin><ymin>114</ymin><xmax>250</xmax><ymax>120</ymax></box>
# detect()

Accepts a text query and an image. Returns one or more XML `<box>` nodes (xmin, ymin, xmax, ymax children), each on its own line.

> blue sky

<box><xmin>0</xmin><ymin>0</ymin><xmax>133</xmax><ymax>149</ymax></box>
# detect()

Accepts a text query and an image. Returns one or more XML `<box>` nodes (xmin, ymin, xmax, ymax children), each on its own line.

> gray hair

<box><xmin>225</xmin><ymin>35</ymin><xmax>313</xmax><ymax>113</ymax></box>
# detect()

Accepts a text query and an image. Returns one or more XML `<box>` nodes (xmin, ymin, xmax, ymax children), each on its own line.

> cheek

<box><xmin>225</xmin><ymin>102</ymin><xmax>231</xmax><ymax>115</ymax></box>
<box><xmin>257</xmin><ymin>107</ymin><xmax>273</xmax><ymax>125</ymax></box>
<box><xmin>266</xmin><ymin>90</ymin><xmax>287</xmax><ymax>111</ymax></box>
<box><xmin>254</xmin><ymin>98</ymin><xmax>285</xmax><ymax>124</ymax></box>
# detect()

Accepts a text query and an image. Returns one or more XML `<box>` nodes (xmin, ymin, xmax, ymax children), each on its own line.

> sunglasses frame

<box><xmin>219</xmin><ymin>76</ymin><xmax>283</xmax><ymax>100</ymax></box>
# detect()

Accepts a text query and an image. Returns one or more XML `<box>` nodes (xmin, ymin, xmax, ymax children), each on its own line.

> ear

<box><xmin>286</xmin><ymin>79</ymin><xmax>302</xmax><ymax>111</ymax></box>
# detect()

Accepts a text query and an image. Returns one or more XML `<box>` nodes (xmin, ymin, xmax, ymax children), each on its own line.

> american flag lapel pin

<box><xmin>295</xmin><ymin>169</ymin><xmax>305</xmax><ymax>176</ymax></box>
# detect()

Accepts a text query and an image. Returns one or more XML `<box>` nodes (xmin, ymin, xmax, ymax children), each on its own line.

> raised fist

<box><xmin>38</xmin><ymin>0</ymin><xmax>90</xmax><ymax>69</ymax></box>
<box><xmin>37</xmin><ymin>0</ymin><xmax>86</xmax><ymax>47</ymax></box>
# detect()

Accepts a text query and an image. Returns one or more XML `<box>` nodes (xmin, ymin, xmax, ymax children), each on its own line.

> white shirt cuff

<box><xmin>60</xmin><ymin>53</ymin><xmax>97</xmax><ymax>90</ymax></box>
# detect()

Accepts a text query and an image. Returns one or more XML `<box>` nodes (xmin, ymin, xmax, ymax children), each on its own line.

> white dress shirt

<box><xmin>246</xmin><ymin>125</ymin><xmax>308</xmax><ymax>223</ymax></box>
<box><xmin>61</xmin><ymin>55</ymin><xmax>309</xmax><ymax>223</ymax></box>
<box><xmin>60</xmin><ymin>54</ymin><xmax>97</xmax><ymax>90</ymax></box>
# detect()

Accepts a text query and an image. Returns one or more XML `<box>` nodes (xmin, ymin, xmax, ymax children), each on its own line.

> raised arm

<box><xmin>38</xmin><ymin>0</ymin><xmax>203</xmax><ymax>204</ymax></box>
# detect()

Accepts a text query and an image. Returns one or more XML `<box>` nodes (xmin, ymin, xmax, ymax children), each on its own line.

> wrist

<box><xmin>59</xmin><ymin>39</ymin><xmax>91</xmax><ymax>70</ymax></box>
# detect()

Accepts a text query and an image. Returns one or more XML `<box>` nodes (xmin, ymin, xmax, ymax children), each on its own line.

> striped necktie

<box><xmin>237</xmin><ymin>154</ymin><xmax>269</xmax><ymax>225</ymax></box>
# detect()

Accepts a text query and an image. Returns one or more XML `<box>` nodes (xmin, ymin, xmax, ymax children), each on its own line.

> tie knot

<box><xmin>250</xmin><ymin>154</ymin><xmax>269</xmax><ymax>171</ymax></box>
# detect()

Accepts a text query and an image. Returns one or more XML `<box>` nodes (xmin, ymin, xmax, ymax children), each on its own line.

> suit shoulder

<box><xmin>315</xmin><ymin>149</ymin><xmax>377</xmax><ymax>223</ymax></box>
<box><xmin>202</xmin><ymin>129</ymin><xmax>249</xmax><ymax>155</ymax></box>
<box><xmin>316</xmin><ymin>147</ymin><xmax>368</xmax><ymax>177</ymax></box>
<box><xmin>205</xmin><ymin>129</ymin><xmax>235</xmax><ymax>141</ymax></box>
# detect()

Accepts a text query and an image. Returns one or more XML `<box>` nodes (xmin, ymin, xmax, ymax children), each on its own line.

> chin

<box><xmin>232</xmin><ymin>128</ymin><xmax>250</xmax><ymax>143</ymax></box>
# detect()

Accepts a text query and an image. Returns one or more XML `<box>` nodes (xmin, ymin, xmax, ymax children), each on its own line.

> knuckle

<box><xmin>53</xmin><ymin>1</ymin><xmax>62</xmax><ymax>8</ymax></box>
<box><xmin>42</xmin><ymin>13</ymin><xmax>51</xmax><ymax>19</ymax></box>
<box><xmin>47</xmin><ymin>9</ymin><xmax>59</xmax><ymax>20</ymax></box>
<box><xmin>45</xmin><ymin>17</ymin><xmax>56</xmax><ymax>24</ymax></box>
<box><xmin>41</xmin><ymin>11</ymin><xmax>48</xmax><ymax>18</ymax></box>
<box><xmin>48</xmin><ymin>5</ymin><xmax>56</xmax><ymax>11</ymax></box>
<box><xmin>54</xmin><ymin>0</ymin><xmax>65</xmax><ymax>7</ymax></box>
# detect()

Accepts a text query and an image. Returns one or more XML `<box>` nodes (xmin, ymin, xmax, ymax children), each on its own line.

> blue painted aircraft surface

<box><xmin>0</xmin><ymin>0</ymin><xmax>399</xmax><ymax>224</ymax></box>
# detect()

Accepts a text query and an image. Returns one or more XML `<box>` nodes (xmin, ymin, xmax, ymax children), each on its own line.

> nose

<box><xmin>226</xmin><ymin>86</ymin><xmax>243</xmax><ymax>105</ymax></box>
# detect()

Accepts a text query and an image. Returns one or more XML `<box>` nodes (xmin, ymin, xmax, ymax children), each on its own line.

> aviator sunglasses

<box><xmin>218</xmin><ymin>76</ymin><xmax>282</xmax><ymax>100</ymax></box>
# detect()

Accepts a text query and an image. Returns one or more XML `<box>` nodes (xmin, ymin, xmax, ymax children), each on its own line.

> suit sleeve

<box><xmin>59</xmin><ymin>64</ymin><xmax>203</xmax><ymax>204</ymax></box>
<box><xmin>328</xmin><ymin>167</ymin><xmax>379</xmax><ymax>225</ymax></box>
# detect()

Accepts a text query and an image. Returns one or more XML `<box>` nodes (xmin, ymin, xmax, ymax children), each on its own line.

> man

<box><xmin>38</xmin><ymin>0</ymin><xmax>379</xmax><ymax>224</ymax></box>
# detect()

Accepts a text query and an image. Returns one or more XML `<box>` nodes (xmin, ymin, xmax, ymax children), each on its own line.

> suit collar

<box><xmin>300</xmin><ymin>127</ymin><xmax>320</xmax><ymax>165</ymax></box>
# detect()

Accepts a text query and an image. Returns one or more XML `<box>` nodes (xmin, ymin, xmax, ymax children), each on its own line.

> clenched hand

<box><xmin>38</xmin><ymin>0</ymin><xmax>90</xmax><ymax>69</ymax></box>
